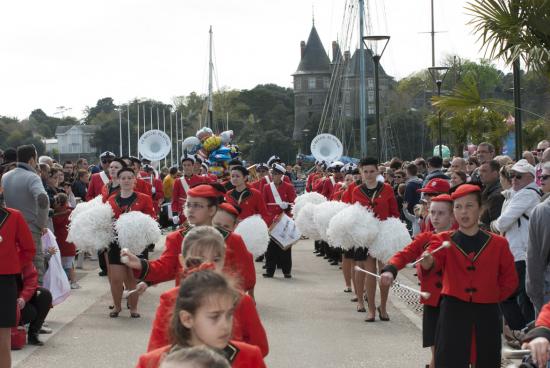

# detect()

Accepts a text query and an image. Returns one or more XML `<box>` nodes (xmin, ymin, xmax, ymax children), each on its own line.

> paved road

<box><xmin>13</xmin><ymin>238</ymin><xmax>430</xmax><ymax>368</ymax></box>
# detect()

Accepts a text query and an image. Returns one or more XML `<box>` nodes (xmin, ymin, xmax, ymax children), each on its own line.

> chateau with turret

<box><xmin>292</xmin><ymin>23</ymin><xmax>393</xmax><ymax>145</ymax></box>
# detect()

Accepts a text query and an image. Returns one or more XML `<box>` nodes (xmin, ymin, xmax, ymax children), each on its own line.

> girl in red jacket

<box><xmin>52</xmin><ymin>193</ymin><xmax>79</xmax><ymax>289</ymax></box>
<box><xmin>0</xmin><ymin>205</ymin><xmax>36</xmax><ymax>368</ymax></box>
<box><xmin>351</xmin><ymin>157</ymin><xmax>399</xmax><ymax>320</ymax></box>
<box><xmin>421</xmin><ymin>184</ymin><xmax>518</xmax><ymax>367</ymax></box>
<box><xmin>136</xmin><ymin>269</ymin><xmax>266</xmax><ymax>368</ymax></box>
<box><xmin>107</xmin><ymin>167</ymin><xmax>156</xmax><ymax>318</ymax></box>
<box><xmin>225</xmin><ymin>166</ymin><xmax>269</xmax><ymax>225</ymax></box>
<box><xmin>380</xmin><ymin>194</ymin><xmax>454</xmax><ymax>368</ymax></box>
<box><xmin>147</xmin><ymin>226</ymin><xmax>268</xmax><ymax>356</ymax></box>
<box><xmin>122</xmin><ymin>184</ymin><xmax>255</xmax><ymax>294</ymax></box>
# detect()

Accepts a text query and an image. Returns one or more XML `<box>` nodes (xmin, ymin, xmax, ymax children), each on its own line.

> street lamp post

<box><xmin>363</xmin><ymin>36</ymin><xmax>390</xmax><ymax>162</ymax></box>
<box><xmin>302</xmin><ymin>128</ymin><xmax>310</xmax><ymax>154</ymax></box>
<box><xmin>428</xmin><ymin>66</ymin><xmax>450</xmax><ymax>158</ymax></box>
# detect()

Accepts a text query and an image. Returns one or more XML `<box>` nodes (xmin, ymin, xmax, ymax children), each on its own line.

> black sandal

<box><xmin>350</xmin><ymin>297</ymin><xmax>358</xmax><ymax>302</ymax></box>
<box><xmin>377</xmin><ymin>307</ymin><xmax>390</xmax><ymax>321</ymax></box>
<box><xmin>344</xmin><ymin>287</ymin><xmax>352</xmax><ymax>293</ymax></box>
<box><xmin>130</xmin><ymin>312</ymin><xmax>141</xmax><ymax>318</ymax></box>
<box><xmin>109</xmin><ymin>310</ymin><xmax>120</xmax><ymax>318</ymax></box>
<box><xmin>365</xmin><ymin>316</ymin><xmax>376</xmax><ymax>322</ymax></box>
<box><xmin>357</xmin><ymin>306</ymin><xmax>366</xmax><ymax>313</ymax></box>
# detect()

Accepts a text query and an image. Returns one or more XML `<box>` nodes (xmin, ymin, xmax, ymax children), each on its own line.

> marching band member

<box><xmin>420</xmin><ymin>184</ymin><xmax>518</xmax><ymax>367</ymax></box>
<box><xmin>262</xmin><ymin>164</ymin><xmax>297</xmax><ymax>278</ymax></box>
<box><xmin>171</xmin><ymin>155</ymin><xmax>206</xmax><ymax>225</ymax></box>
<box><xmin>123</xmin><ymin>184</ymin><xmax>255</xmax><ymax>293</ymax></box>
<box><xmin>305</xmin><ymin>160</ymin><xmax>325</xmax><ymax>193</ymax></box>
<box><xmin>0</xmin><ymin>204</ymin><xmax>36</xmax><ymax>368</ymax></box>
<box><xmin>143</xmin><ymin>164</ymin><xmax>164</xmax><ymax>217</ymax></box>
<box><xmin>222</xmin><ymin>159</ymin><xmax>245</xmax><ymax>191</ymax></box>
<box><xmin>100</xmin><ymin>158</ymin><xmax>127</xmax><ymax>202</ymax></box>
<box><xmin>146</xmin><ymin>226</ymin><xmax>268</xmax><ymax>356</ymax></box>
<box><xmin>225</xmin><ymin>166</ymin><xmax>270</xmax><ymax>225</ymax></box>
<box><xmin>106</xmin><ymin>167</ymin><xmax>156</xmax><ymax>318</ymax></box>
<box><xmin>331</xmin><ymin>166</ymin><xmax>354</xmax><ymax>201</ymax></box>
<box><xmin>417</xmin><ymin>178</ymin><xmax>450</xmax><ymax>233</ymax></box>
<box><xmin>320</xmin><ymin>161</ymin><xmax>344</xmax><ymax>199</ymax></box>
<box><xmin>351</xmin><ymin>157</ymin><xmax>399</xmax><ymax>320</ymax></box>
<box><xmin>86</xmin><ymin>151</ymin><xmax>115</xmax><ymax>200</ymax></box>
<box><xmin>136</xmin><ymin>269</ymin><xmax>266</xmax><ymax>368</ymax></box>
<box><xmin>249</xmin><ymin>163</ymin><xmax>270</xmax><ymax>192</ymax></box>
<box><xmin>380</xmin><ymin>194</ymin><xmax>454</xmax><ymax>368</ymax></box>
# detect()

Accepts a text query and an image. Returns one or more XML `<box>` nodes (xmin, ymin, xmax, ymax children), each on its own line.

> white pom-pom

<box><xmin>327</xmin><ymin>204</ymin><xmax>380</xmax><ymax>250</ymax></box>
<box><xmin>369</xmin><ymin>218</ymin><xmax>411</xmax><ymax>262</ymax></box>
<box><xmin>292</xmin><ymin>192</ymin><xmax>326</xmax><ymax>218</ymax></box>
<box><xmin>115</xmin><ymin>212</ymin><xmax>161</xmax><ymax>254</ymax></box>
<box><xmin>313</xmin><ymin>201</ymin><xmax>350</xmax><ymax>242</ymax></box>
<box><xmin>67</xmin><ymin>203</ymin><xmax>115</xmax><ymax>251</ymax></box>
<box><xmin>70</xmin><ymin>195</ymin><xmax>103</xmax><ymax>221</ymax></box>
<box><xmin>234</xmin><ymin>215</ymin><xmax>269</xmax><ymax>257</ymax></box>
<box><xmin>295</xmin><ymin>203</ymin><xmax>322</xmax><ymax>240</ymax></box>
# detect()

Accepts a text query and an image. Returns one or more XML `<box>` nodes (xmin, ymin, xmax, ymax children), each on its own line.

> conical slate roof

<box><xmin>295</xmin><ymin>25</ymin><xmax>330</xmax><ymax>74</ymax></box>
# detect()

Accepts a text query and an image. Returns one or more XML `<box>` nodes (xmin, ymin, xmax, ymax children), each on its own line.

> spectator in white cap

<box><xmin>492</xmin><ymin>159</ymin><xmax>541</xmax><ymax>339</ymax></box>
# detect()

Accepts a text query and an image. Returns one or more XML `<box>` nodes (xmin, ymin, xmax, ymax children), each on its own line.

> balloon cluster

<box><xmin>182</xmin><ymin>128</ymin><xmax>239</xmax><ymax>175</ymax></box>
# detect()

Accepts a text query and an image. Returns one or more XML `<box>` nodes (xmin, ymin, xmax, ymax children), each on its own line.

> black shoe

<box><xmin>262</xmin><ymin>264</ymin><xmax>267</xmax><ymax>269</ymax></box>
<box><xmin>98</xmin><ymin>271</ymin><xmax>108</xmax><ymax>277</ymax></box>
<box><xmin>28</xmin><ymin>333</ymin><xmax>44</xmax><ymax>346</ymax></box>
<box><xmin>255</xmin><ymin>256</ymin><xmax>264</xmax><ymax>262</ymax></box>
<box><xmin>316</xmin><ymin>253</ymin><xmax>325</xmax><ymax>257</ymax></box>
<box><xmin>330</xmin><ymin>260</ymin><xmax>338</xmax><ymax>266</ymax></box>
<box><xmin>262</xmin><ymin>273</ymin><xmax>273</xmax><ymax>278</ymax></box>
<box><xmin>284</xmin><ymin>274</ymin><xmax>292</xmax><ymax>279</ymax></box>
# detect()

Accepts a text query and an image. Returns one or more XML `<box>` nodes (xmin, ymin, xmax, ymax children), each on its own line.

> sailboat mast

<box><xmin>358</xmin><ymin>0</ymin><xmax>367</xmax><ymax>157</ymax></box>
<box><xmin>207</xmin><ymin>25</ymin><xmax>214</xmax><ymax>129</ymax></box>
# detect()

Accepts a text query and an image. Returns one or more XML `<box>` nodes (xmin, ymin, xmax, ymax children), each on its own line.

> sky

<box><xmin>0</xmin><ymin>0</ymin><xmax>507</xmax><ymax>121</ymax></box>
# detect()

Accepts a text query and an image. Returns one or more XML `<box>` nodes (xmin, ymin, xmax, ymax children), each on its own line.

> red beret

<box><xmin>450</xmin><ymin>184</ymin><xmax>481</xmax><ymax>200</ymax></box>
<box><xmin>218</xmin><ymin>202</ymin><xmax>240</xmax><ymax>217</ymax></box>
<box><xmin>431</xmin><ymin>194</ymin><xmax>453</xmax><ymax>203</ymax></box>
<box><xmin>187</xmin><ymin>184</ymin><xmax>223</xmax><ymax>199</ymax></box>
<box><xmin>418</xmin><ymin>178</ymin><xmax>450</xmax><ymax>194</ymax></box>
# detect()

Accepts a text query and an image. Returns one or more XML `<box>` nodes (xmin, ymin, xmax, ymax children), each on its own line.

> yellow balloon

<box><xmin>203</xmin><ymin>136</ymin><xmax>222</xmax><ymax>152</ymax></box>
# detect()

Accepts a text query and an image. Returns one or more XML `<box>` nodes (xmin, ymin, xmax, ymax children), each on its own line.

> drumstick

<box><xmin>267</xmin><ymin>202</ymin><xmax>292</xmax><ymax>206</ymax></box>
<box><xmin>409</xmin><ymin>241</ymin><xmax>451</xmax><ymax>267</ymax></box>
<box><xmin>354</xmin><ymin>266</ymin><xmax>431</xmax><ymax>300</ymax></box>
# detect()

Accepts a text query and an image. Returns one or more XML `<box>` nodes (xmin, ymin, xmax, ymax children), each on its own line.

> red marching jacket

<box><xmin>147</xmin><ymin>287</ymin><xmax>268</xmax><ymax>356</ymax></box>
<box><xmin>171</xmin><ymin>175</ymin><xmax>207</xmax><ymax>219</ymax></box>
<box><xmin>320</xmin><ymin>177</ymin><xmax>342</xmax><ymax>199</ymax></box>
<box><xmin>0</xmin><ymin>207</ymin><xmax>36</xmax><ymax>275</ymax></box>
<box><xmin>86</xmin><ymin>171</ymin><xmax>110</xmax><ymax>201</ymax></box>
<box><xmin>340</xmin><ymin>181</ymin><xmax>358</xmax><ymax>204</ymax></box>
<box><xmin>107</xmin><ymin>192</ymin><xmax>156</xmax><ymax>219</ymax></box>
<box><xmin>351</xmin><ymin>182</ymin><xmax>400</xmax><ymax>220</ymax></box>
<box><xmin>426</xmin><ymin>230</ymin><xmax>518</xmax><ymax>303</ymax></box>
<box><xmin>262</xmin><ymin>181</ymin><xmax>297</xmax><ymax>225</ymax></box>
<box><xmin>136</xmin><ymin>340</ymin><xmax>266</xmax><ymax>368</ymax></box>
<box><xmin>225</xmin><ymin>187</ymin><xmax>270</xmax><ymax>225</ymax></box>
<box><xmin>18</xmin><ymin>263</ymin><xmax>39</xmax><ymax>303</ymax></box>
<box><xmin>385</xmin><ymin>232</ymin><xmax>442</xmax><ymax>306</ymax></box>
<box><xmin>137</xmin><ymin>226</ymin><xmax>256</xmax><ymax>291</ymax></box>
<box><xmin>330</xmin><ymin>183</ymin><xmax>345</xmax><ymax>201</ymax></box>
<box><xmin>52</xmin><ymin>206</ymin><xmax>76</xmax><ymax>257</ymax></box>
<box><xmin>306</xmin><ymin>172</ymin><xmax>321</xmax><ymax>192</ymax></box>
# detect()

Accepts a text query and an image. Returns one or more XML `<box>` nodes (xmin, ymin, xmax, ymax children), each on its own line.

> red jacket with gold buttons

<box><xmin>107</xmin><ymin>192</ymin><xmax>156</xmax><ymax>219</ymax></box>
<box><xmin>427</xmin><ymin>230</ymin><xmax>518</xmax><ymax>303</ymax></box>
<box><xmin>385</xmin><ymin>231</ymin><xmax>442</xmax><ymax>306</ymax></box>
<box><xmin>226</xmin><ymin>187</ymin><xmax>270</xmax><ymax>225</ymax></box>
<box><xmin>0</xmin><ymin>207</ymin><xmax>35</xmax><ymax>275</ymax></box>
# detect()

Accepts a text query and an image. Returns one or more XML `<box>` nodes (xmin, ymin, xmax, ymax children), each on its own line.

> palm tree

<box><xmin>466</xmin><ymin>0</ymin><xmax>550</xmax><ymax>75</ymax></box>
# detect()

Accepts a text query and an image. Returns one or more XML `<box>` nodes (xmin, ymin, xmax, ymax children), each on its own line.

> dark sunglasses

<box><xmin>541</xmin><ymin>174</ymin><xmax>550</xmax><ymax>181</ymax></box>
<box><xmin>395</xmin><ymin>176</ymin><xmax>403</xmax><ymax>179</ymax></box>
<box><xmin>537</xmin><ymin>149</ymin><xmax>545</xmax><ymax>152</ymax></box>
<box><xmin>510</xmin><ymin>173</ymin><xmax>523</xmax><ymax>180</ymax></box>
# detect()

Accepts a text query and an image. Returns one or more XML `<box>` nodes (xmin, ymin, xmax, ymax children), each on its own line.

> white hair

<box><xmin>38</xmin><ymin>155</ymin><xmax>53</xmax><ymax>165</ymax></box>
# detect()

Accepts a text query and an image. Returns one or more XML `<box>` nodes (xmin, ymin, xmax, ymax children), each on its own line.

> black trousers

<box><xmin>20</xmin><ymin>287</ymin><xmax>52</xmax><ymax>334</ymax></box>
<box><xmin>500</xmin><ymin>260</ymin><xmax>534</xmax><ymax>330</ymax></box>
<box><xmin>98</xmin><ymin>249</ymin><xmax>108</xmax><ymax>274</ymax></box>
<box><xmin>265</xmin><ymin>239</ymin><xmax>292</xmax><ymax>275</ymax></box>
<box><xmin>435</xmin><ymin>296</ymin><xmax>502</xmax><ymax>368</ymax></box>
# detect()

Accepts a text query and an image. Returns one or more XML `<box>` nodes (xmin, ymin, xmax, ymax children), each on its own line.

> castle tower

<box><xmin>292</xmin><ymin>24</ymin><xmax>331</xmax><ymax>141</ymax></box>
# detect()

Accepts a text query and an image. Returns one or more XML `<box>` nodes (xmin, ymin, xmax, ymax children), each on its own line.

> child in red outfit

<box><xmin>136</xmin><ymin>268</ymin><xmax>266</xmax><ymax>368</ymax></box>
<box><xmin>52</xmin><ymin>193</ymin><xmax>79</xmax><ymax>289</ymax></box>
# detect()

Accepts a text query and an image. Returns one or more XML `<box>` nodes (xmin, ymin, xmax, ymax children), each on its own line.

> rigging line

<box><xmin>318</xmin><ymin>0</ymin><xmax>350</xmax><ymax>134</ymax></box>
<box><xmin>318</xmin><ymin>2</ymin><xmax>356</xmax><ymax>134</ymax></box>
